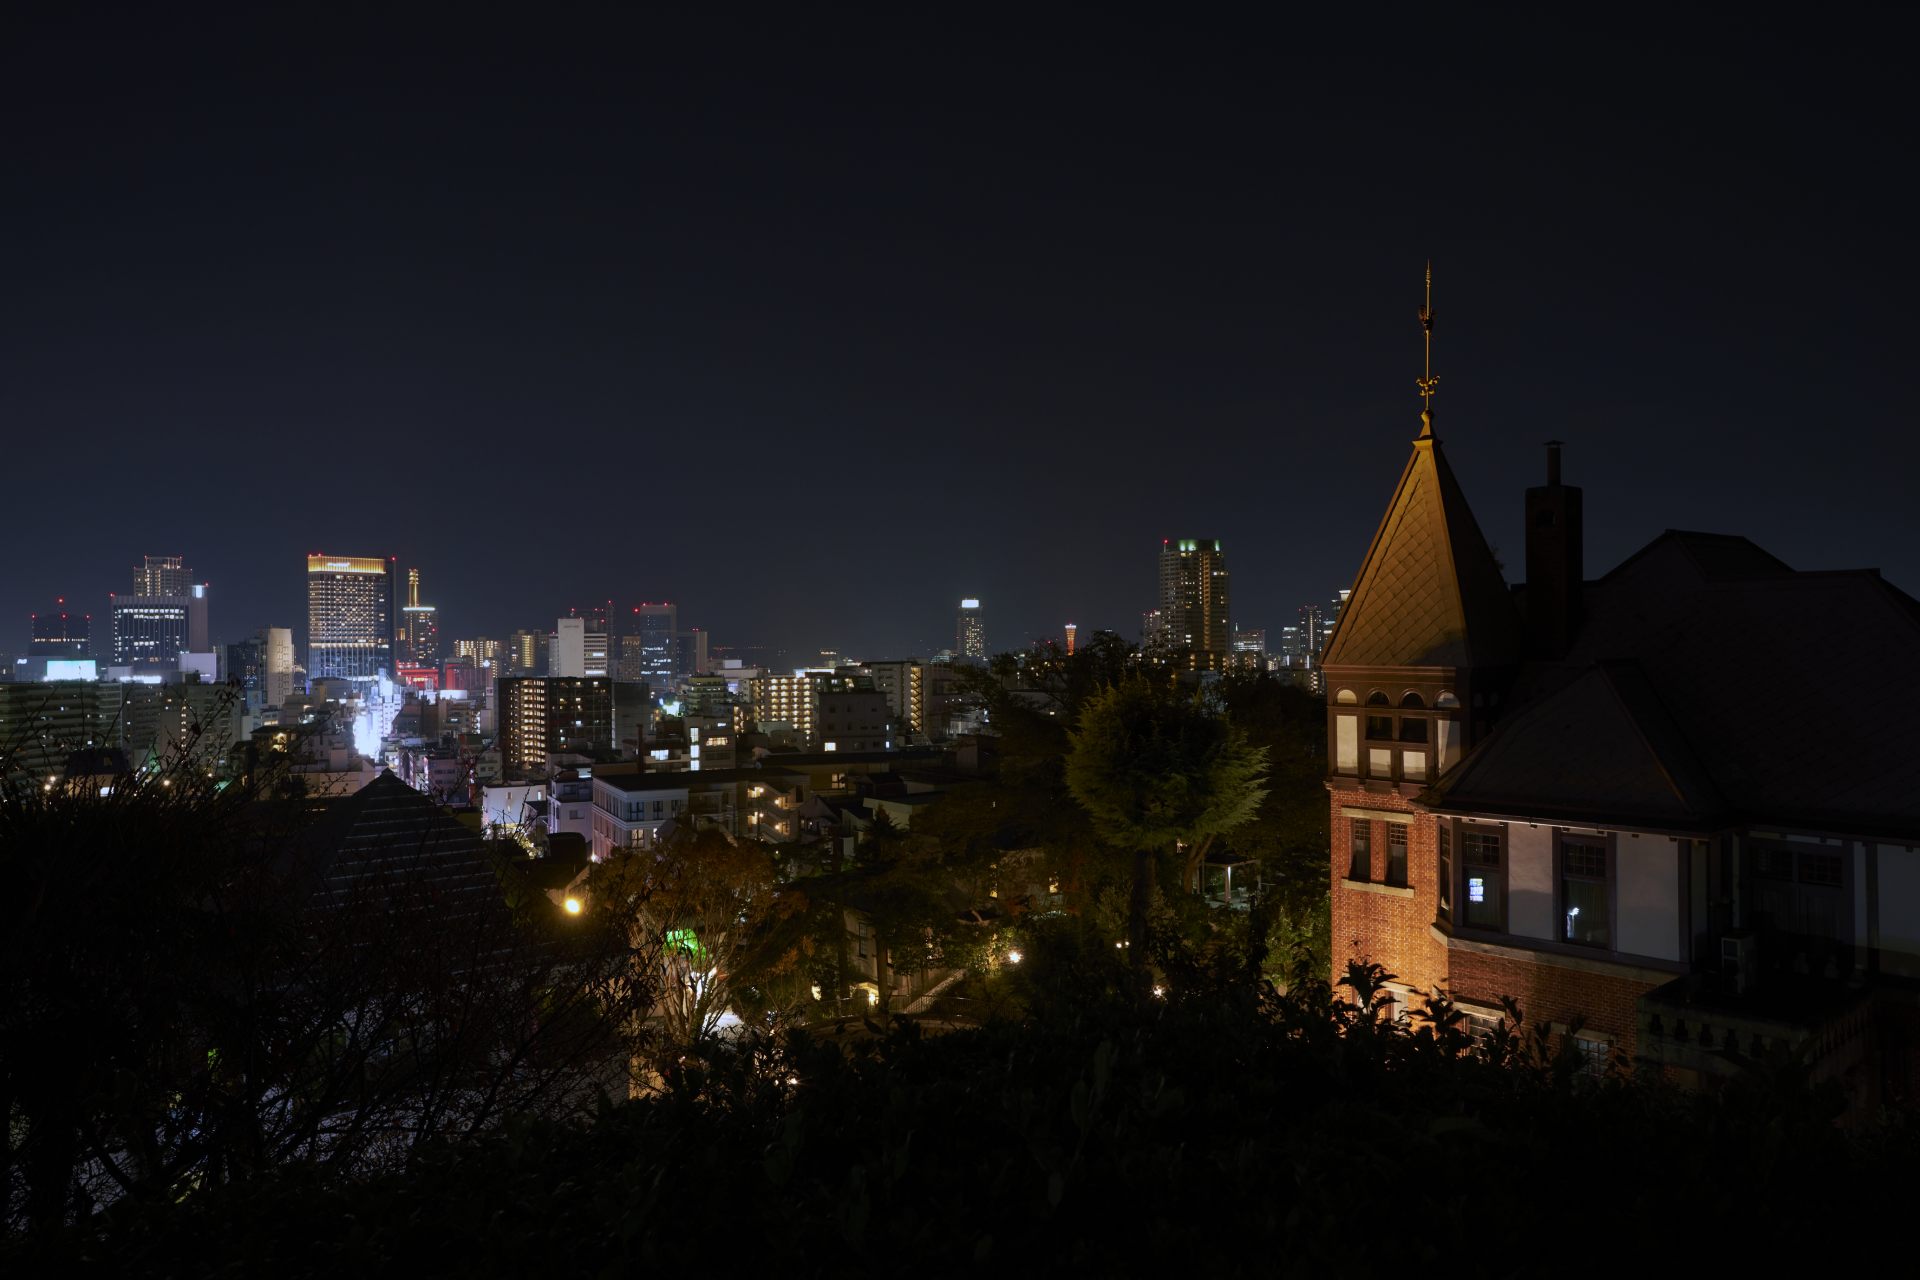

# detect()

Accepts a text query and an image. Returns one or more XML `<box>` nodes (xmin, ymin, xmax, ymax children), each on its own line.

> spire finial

<box><xmin>1417</xmin><ymin>261</ymin><xmax>1437</xmax><ymax>439</ymax></box>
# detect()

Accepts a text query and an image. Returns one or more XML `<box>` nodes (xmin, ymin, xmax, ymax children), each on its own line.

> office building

<box><xmin>110</xmin><ymin>583</ymin><xmax>209</xmax><ymax>670</ymax></box>
<box><xmin>306</xmin><ymin>555</ymin><xmax>397</xmax><ymax>684</ymax></box>
<box><xmin>29</xmin><ymin>600</ymin><xmax>90</xmax><ymax>659</ymax></box>
<box><xmin>1232</xmin><ymin>627</ymin><xmax>1267</xmax><ymax>669</ymax></box>
<box><xmin>1156</xmin><ymin>538</ymin><xmax>1231</xmax><ymax>670</ymax></box>
<box><xmin>956</xmin><ymin>598</ymin><xmax>985</xmax><ymax>660</ymax></box>
<box><xmin>552</xmin><ymin>617</ymin><xmax>587</xmax><ymax>678</ymax></box>
<box><xmin>676</xmin><ymin>627</ymin><xmax>708</xmax><ymax>679</ymax></box>
<box><xmin>630</xmin><ymin>603</ymin><xmax>677</xmax><ymax>687</ymax></box>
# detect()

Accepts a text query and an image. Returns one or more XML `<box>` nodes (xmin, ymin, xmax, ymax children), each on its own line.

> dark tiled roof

<box><xmin>1324</xmin><ymin>437</ymin><xmax>1521</xmax><ymax>670</ymax></box>
<box><xmin>298</xmin><ymin>772</ymin><xmax>508</xmax><ymax>935</ymax></box>
<box><xmin>1433</xmin><ymin>532</ymin><xmax>1920</xmax><ymax>838</ymax></box>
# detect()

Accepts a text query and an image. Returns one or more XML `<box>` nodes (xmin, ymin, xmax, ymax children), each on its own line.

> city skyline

<box><xmin>3</xmin><ymin>14</ymin><xmax>1914</xmax><ymax>663</ymax></box>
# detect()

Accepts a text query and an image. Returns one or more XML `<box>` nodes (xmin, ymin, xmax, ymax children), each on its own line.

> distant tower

<box><xmin>134</xmin><ymin>555</ymin><xmax>189</xmax><ymax>597</ymax></box>
<box><xmin>956</xmin><ymin>599</ymin><xmax>986</xmax><ymax>659</ymax></box>
<box><xmin>399</xmin><ymin>567</ymin><xmax>441</xmax><ymax>667</ymax></box>
<box><xmin>306</xmin><ymin>554</ymin><xmax>397</xmax><ymax>684</ymax></box>
<box><xmin>1157</xmin><ymin>539</ymin><xmax>1231</xmax><ymax>670</ymax></box>
<box><xmin>631</xmin><ymin>603</ymin><xmax>678</xmax><ymax>687</ymax></box>
<box><xmin>1064</xmin><ymin>622</ymin><xmax>1077</xmax><ymax>656</ymax></box>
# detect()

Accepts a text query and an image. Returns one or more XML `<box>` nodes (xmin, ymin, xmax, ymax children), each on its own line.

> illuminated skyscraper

<box><xmin>110</xmin><ymin>576</ymin><xmax>208</xmax><ymax>670</ymax></box>
<box><xmin>631</xmin><ymin>603</ymin><xmax>678</xmax><ymax>687</ymax></box>
<box><xmin>1064</xmin><ymin>622</ymin><xmax>1077</xmax><ymax>656</ymax></box>
<box><xmin>1157</xmin><ymin>538</ymin><xmax>1231</xmax><ymax>670</ymax></box>
<box><xmin>956</xmin><ymin>598</ymin><xmax>985</xmax><ymax>659</ymax></box>
<box><xmin>306</xmin><ymin>554</ymin><xmax>397</xmax><ymax>684</ymax></box>
<box><xmin>398</xmin><ymin>567</ymin><xmax>441</xmax><ymax>667</ymax></box>
<box><xmin>134</xmin><ymin>555</ymin><xmax>190</xmax><ymax>597</ymax></box>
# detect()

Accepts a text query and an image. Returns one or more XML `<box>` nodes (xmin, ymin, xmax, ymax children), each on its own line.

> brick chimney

<box><xmin>1524</xmin><ymin>441</ymin><xmax>1583</xmax><ymax>658</ymax></box>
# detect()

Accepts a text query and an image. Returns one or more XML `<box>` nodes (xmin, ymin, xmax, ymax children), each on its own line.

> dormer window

<box><xmin>1397</xmin><ymin>692</ymin><xmax>1429</xmax><ymax>743</ymax></box>
<box><xmin>1365</xmin><ymin>690</ymin><xmax>1394</xmax><ymax>741</ymax></box>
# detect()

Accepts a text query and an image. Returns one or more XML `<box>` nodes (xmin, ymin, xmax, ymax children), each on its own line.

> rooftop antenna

<box><xmin>1417</xmin><ymin>261</ymin><xmax>1438</xmax><ymax>439</ymax></box>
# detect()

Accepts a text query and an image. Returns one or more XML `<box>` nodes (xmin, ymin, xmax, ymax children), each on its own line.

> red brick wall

<box><xmin>1446</xmin><ymin>948</ymin><xmax>1659</xmax><ymax>1058</ymax></box>
<box><xmin>1329</xmin><ymin>784</ymin><xmax>1659</xmax><ymax>1057</ymax></box>
<box><xmin>1328</xmin><ymin>785</ymin><xmax>1447</xmax><ymax>999</ymax></box>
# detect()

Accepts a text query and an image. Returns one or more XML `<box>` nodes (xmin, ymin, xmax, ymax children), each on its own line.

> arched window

<box><xmin>1366</xmin><ymin>691</ymin><xmax>1389</xmax><ymax>706</ymax></box>
<box><xmin>1399</xmin><ymin>692</ymin><xmax>1426</xmax><ymax>709</ymax></box>
<box><xmin>1335</xmin><ymin>688</ymin><xmax>1358</xmax><ymax>705</ymax></box>
<box><xmin>1435</xmin><ymin>691</ymin><xmax>1461</xmax><ymax>708</ymax></box>
<box><xmin>1365</xmin><ymin>689</ymin><xmax>1393</xmax><ymax>740</ymax></box>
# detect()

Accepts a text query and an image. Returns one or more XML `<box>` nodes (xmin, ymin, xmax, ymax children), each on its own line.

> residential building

<box><xmin>1232</xmin><ymin>626</ymin><xmax>1267</xmax><ymax>669</ymax></box>
<box><xmin>1156</xmin><ymin>538</ymin><xmax>1231</xmax><ymax>670</ymax></box>
<box><xmin>495</xmin><ymin>675</ymin><xmax>649</xmax><ymax>776</ymax></box>
<box><xmin>306</xmin><ymin>554</ymin><xmax>397</xmax><ymax>684</ymax></box>
<box><xmin>1325</xmin><ymin>415</ymin><xmax>1920</xmax><ymax>1106</ymax></box>
<box><xmin>588</xmin><ymin>765</ymin><xmax>809</xmax><ymax>858</ymax></box>
<box><xmin>507</xmin><ymin>629</ymin><xmax>547</xmax><ymax>676</ymax></box>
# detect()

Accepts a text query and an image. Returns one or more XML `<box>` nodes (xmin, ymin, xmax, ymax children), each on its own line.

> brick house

<box><xmin>1324</xmin><ymin>420</ymin><xmax>1920</xmax><ymax>1104</ymax></box>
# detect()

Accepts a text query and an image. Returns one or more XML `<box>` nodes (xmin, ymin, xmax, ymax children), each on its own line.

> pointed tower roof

<box><xmin>1323</xmin><ymin>267</ymin><xmax>1521</xmax><ymax>672</ymax></box>
<box><xmin>1323</xmin><ymin>434</ymin><xmax>1521</xmax><ymax>670</ymax></box>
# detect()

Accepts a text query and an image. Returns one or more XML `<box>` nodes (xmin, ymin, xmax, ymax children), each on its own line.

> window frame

<box><xmin>1436</xmin><ymin>819</ymin><xmax>1452</xmax><ymax>923</ymax></box>
<box><xmin>1458</xmin><ymin>822</ymin><xmax>1507</xmax><ymax>933</ymax></box>
<box><xmin>1348</xmin><ymin>819</ymin><xmax>1372</xmax><ymax>881</ymax></box>
<box><xmin>1554</xmin><ymin>829</ymin><xmax>1616</xmax><ymax>952</ymax></box>
<box><xmin>1385</xmin><ymin>824</ymin><xmax>1409</xmax><ymax>888</ymax></box>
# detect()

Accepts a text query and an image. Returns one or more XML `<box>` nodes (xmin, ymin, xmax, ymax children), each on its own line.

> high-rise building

<box><xmin>956</xmin><ymin>598</ymin><xmax>985</xmax><ymax>660</ymax></box>
<box><xmin>1324</xmin><ymin>588</ymin><xmax>1351</xmax><ymax>652</ymax></box>
<box><xmin>263</xmin><ymin>626</ymin><xmax>295</xmax><ymax>709</ymax></box>
<box><xmin>453</xmin><ymin>637</ymin><xmax>500</xmax><ymax>670</ymax></box>
<box><xmin>110</xmin><ymin>582</ymin><xmax>209</xmax><ymax>670</ymax></box>
<box><xmin>552</xmin><ymin>617</ymin><xmax>587</xmax><ymax>678</ymax></box>
<box><xmin>676</xmin><ymin>628</ymin><xmax>708</xmax><ymax>679</ymax></box>
<box><xmin>495</xmin><ymin>675</ymin><xmax>649</xmax><ymax>776</ymax></box>
<box><xmin>134</xmin><ymin>555</ymin><xmax>190</xmax><ymax>597</ymax></box>
<box><xmin>398</xmin><ymin>568</ymin><xmax>441</xmax><ymax>667</ymax></box>
<box><xmin>507</xmin><ymin>629</ymin><xmax>547</xmax><ymax>676</ymax></box>
<box><xmin>1157</xmin><ymin>538</ymin><xmax>1232</xmax><ymax>669</ymax></box>
<box><xmin>1232</xmin><ymin>627</ymin><xmax>1267</xmax><ymax>669</ymax></box>
<box><xmin>630</xmin><ymin>603</ymin><xmax>678</xmax><ymax>688</ymax></box>
<box><xmin>29</xmin><ymin>600</ymin><xmax>90</xmax><ymax>659</ymax></box>
<box><xmin>306</xmin><ymin>554</ymin><xmax>397</xmax><ymax>684</ymax></box>
<box><xmin>1298</xmin><ymin>603</ymin><xmax>1327</xmax><ymax>656</ymax></box>
<box><xmin>1064</xmin><ymin>623</ymin><xmax>1077</xmax><ymax>656</ymax></box>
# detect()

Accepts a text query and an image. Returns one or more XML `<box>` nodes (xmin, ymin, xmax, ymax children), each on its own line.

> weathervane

<box><xmin>1417</xmin><ymin>261</ymin><xmax>1437</xmax><ymax>438</ymax></box>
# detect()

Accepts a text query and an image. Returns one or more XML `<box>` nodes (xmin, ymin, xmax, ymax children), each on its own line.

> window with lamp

<box><xmin>1558</xmin><ymin>833</ymin><xmax>1611</xmax><ymax>949</ymax></box>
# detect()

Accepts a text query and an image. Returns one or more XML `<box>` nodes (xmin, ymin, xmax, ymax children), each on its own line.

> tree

<box><xmin>0</xmin><ymin>716</ymin><xmax>656</xmax><ymax>1234</ymax></box>
<box><xmin>603</xmin><ymin>826</ymin><xmax>795</xmax><ymax>1068</ymax></box>
<box><xmin>1064</xmin><ymin>677</ymin><xmax>1268</xmax><ymax>968</ymax></box>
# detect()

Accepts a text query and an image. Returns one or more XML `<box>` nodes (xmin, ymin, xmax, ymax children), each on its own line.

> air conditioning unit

<box><xmin>1721</xmin><ymin>930</ymin><xmax>1760</xmax><ymax>996</ymax></box>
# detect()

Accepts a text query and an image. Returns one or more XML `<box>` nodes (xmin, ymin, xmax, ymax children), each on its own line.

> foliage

<box><xmin>1064</xmin><ymin>676</ymin><xmax>1268</xmax><ymax>963</ymax></box>
<box><xmin>17</xmin><ymin>941</ymin><xmax>1907</xmax><ymax>1275</ymax></box>
<box><xmin>0</xmin><ymin>715</ymin><xmax>655</xmax><ymax>1234</ymax></box>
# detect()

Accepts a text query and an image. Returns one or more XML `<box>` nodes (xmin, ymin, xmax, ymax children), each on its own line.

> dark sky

<box><xmin>6</xmin><ymin>11</ymin><xmax>1914</xmax><ymax>662</ymax></box>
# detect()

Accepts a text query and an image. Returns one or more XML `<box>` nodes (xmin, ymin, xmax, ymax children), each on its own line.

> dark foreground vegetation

<box><xmin>12</xmin><ymin>925</ymin><xmax>1911</xmax><ymax>1276</ymax></box>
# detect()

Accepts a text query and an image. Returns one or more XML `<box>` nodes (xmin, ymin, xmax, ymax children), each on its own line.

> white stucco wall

<box><xmin>1507</xmin><ymin>823</ymin><xmax>1553</xmax><ymax>940</ymax></box>
<box><xmin>1878</xmin><ymin>841</ymin><xmax>1920</xmax><ymax>979</ymax></box>
<box><xmin>1617</xmin><ymin>836</ymin><xmax>1681</xmax><ymax>961</ymax></box>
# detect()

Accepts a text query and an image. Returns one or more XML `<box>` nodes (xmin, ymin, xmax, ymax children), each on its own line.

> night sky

<box><xmin>6</xmin><ymin>12</ymin><xmax>1914</xmax><ymax>662</ymax></box>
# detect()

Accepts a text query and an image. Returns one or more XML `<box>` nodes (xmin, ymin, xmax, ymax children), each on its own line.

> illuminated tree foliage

<box><xmin>1064</xmin><ymin>676</ymin><xmax>1268</xmax><ymax>964</ymax></box>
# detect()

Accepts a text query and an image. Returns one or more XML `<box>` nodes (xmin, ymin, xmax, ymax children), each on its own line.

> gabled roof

<box><xmin>1323</xmin><ymin>436</ymin><xmax>1521</xmax><ymax>671</ymax></box>
<box><xmin>1427</xmin><ymin>662</ymin><xmax>1726</xmax><ymax>827</ymax></box>
<box><xmin>1431</xmin><ymin>530</ymin><xmax>1920</xmax><ymax>839</ymax></box>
